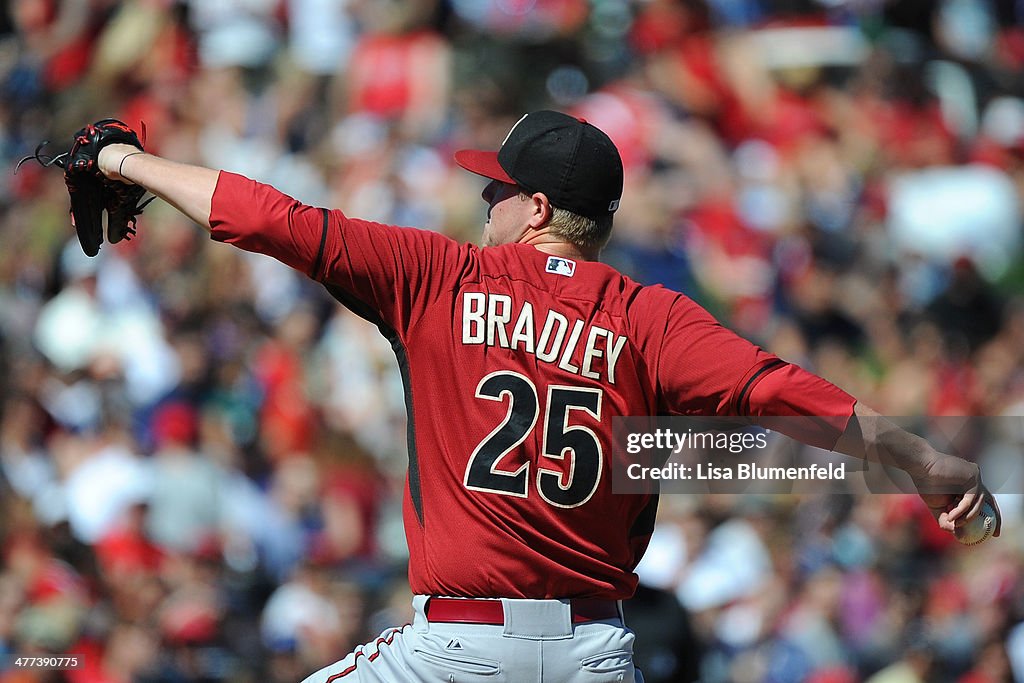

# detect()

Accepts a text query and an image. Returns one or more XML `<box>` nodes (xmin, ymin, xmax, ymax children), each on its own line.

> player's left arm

<box><xmin>99</xmin><ymin>144</ymin><xmax>468</xmax><ymax>334</ymax></box>
<box><xmin>98</xmin><ymin>145</ymin><xmax>338</xmax><ymax>277</ymax></box>
<box><xmin>98</xmin><ymin>144</ymin><xmax>218</xmax><ymax>231</ymax></box>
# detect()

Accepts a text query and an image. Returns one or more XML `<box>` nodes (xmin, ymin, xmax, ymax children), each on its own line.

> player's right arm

<box><xmin>646</xmin><ymin>289</ymin><xmax>999</xmax><ymax>537</ymax></box>
<box><xmin>832</xmin><ymin>403</ymin><xmax>1000</xmax><ymax>536</ymax></box>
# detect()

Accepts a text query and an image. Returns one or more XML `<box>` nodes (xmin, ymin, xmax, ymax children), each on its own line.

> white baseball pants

<box><xmin>299</xmin><ymin>595</ymin><xmax>645</xmax><ymax>682</ymax></box>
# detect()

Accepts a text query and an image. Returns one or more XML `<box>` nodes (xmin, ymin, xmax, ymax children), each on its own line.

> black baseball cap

<box><xmin>455</xmin><ymin>110</ymin><xmax>624</xmax><ymax>219</ymax></box>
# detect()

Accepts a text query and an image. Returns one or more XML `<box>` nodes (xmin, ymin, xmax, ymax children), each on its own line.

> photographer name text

<box><xmin>626</xmin><ymin>462</ymin><xmax>847</xmax><ymax>481</ymax></box>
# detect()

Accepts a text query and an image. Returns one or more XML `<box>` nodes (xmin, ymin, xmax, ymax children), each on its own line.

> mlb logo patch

<box><xmin>545</xmin><ymin>256</ymin><xmax>576</xmax><ymax>277</ymax></box>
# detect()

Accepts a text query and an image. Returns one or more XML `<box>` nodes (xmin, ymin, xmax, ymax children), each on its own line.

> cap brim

<box><xmin>454</xmin><ymin>149</ymin><xmax>516</xmax><ymax>184</ymax></box>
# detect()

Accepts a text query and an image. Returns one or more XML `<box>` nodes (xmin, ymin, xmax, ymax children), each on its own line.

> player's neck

<box><xmin>521</xmin><ymin>232</ymin><xmax>598</xmax><ymax>262</ymax></box>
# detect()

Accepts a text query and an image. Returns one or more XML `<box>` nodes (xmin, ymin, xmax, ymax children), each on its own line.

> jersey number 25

<box><xmin>464</xmin><ymin>371</ymin><xmax>603</xmax><ymax>508</ymax></box>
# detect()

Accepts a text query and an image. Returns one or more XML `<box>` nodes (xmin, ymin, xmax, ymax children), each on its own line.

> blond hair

<box><xmin>518</xmin><ymin>192</ymin><xmax>613</xmax><ymax>251</ymax></box>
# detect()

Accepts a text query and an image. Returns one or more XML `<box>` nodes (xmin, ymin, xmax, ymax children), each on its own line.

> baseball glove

<box><xmin>16</xmin><ymin>119</ymin><xmax>154</xmax><ymax>257</ymax></box>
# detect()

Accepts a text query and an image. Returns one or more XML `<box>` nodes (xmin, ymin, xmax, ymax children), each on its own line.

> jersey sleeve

<box><xmin>743</xmin><ymin>363</ymin><xmax>856</xmax><ymax>449</ymax></box>
<box><xmin>208</xmin><ymin>171</ymin><xmax>470</xmax><ymax>335</ymax></box>
<box><xmin>649</xmin><ymin>292</ymin><xmax>855</xmax><ymax>448</ymax></box>
<box><xmin>649</xmin><ymin>292</ymin><xmax>780</xmax><ymax>416</ymax></box>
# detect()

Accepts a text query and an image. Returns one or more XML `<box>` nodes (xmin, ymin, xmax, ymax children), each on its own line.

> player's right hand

<box><xmin>913</xmin><ymin>453</ymin><xmax>1001</xmax><ymax>537</ymax></box>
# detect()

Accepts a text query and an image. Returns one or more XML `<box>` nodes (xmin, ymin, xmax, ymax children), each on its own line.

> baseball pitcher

<box><xmin>28</xmin><ymin>112</ymin><xmax>1000</xmax><ymax>682</ymax></box>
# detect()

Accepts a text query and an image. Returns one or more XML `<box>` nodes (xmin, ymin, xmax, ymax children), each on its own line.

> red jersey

<box><xmin>209</xmin><ymin>172</ymin><xmax>855</xmax><ymax>600</ymax></box>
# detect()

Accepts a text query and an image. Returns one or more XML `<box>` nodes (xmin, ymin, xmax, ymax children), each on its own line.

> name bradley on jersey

<box><xmin>461</xmin><ymin>292</ymin><xmax>628</xmax><ymax>385</ymax></box>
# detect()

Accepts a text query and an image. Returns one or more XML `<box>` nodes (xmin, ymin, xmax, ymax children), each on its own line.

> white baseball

<box><xmin>955</xmin><ymin>499</ymin><xmax>997</xmax><ymax>546</ymax></box>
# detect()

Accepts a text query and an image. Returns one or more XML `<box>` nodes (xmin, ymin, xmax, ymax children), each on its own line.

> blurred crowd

<box><xmin>1</xmin><ymin>0</ymin><xmax>1023</xmax><ymax>681</ymax></box>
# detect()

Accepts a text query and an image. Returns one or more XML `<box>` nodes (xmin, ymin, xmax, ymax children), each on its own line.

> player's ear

<box><xmin>527</xmin><ymin>192</ymin><xmax>552</xmax><ymax>228</ymax></box>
